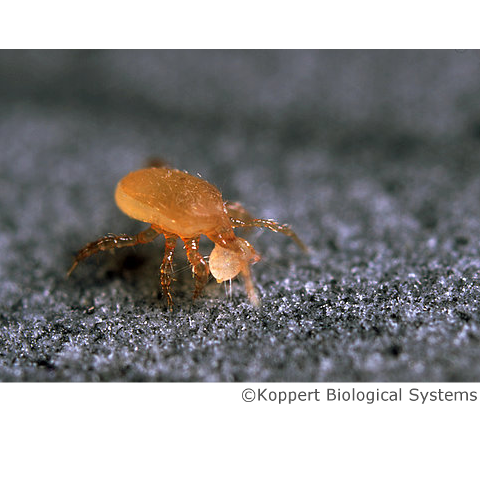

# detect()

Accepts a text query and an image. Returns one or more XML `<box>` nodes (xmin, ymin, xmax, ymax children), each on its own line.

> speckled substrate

<box><xmin>1</xmin><ymin>50</ymin><xmax>480</xmax><ymax>381</ymax></box>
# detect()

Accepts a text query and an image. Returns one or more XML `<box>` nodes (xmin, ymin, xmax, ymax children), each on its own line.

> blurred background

<box><xmin>2</xmin><ymin>50</ymin><xmax>480</xmax><ymax>381</ymax></box>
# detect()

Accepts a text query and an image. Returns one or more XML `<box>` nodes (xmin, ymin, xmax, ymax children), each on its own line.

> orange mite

<box><xmin>68</xmin><ymin>166</ymin><xmax>307</xmax><ymax>308</ymax></box>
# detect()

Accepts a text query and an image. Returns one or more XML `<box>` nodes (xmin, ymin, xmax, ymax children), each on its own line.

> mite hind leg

<box><xmin>160</xmin><ymin>234</ymin><xmax>178</xmax><ymax>310</ymax></box>
<box><xmin>183</xmin><ymin>237</ymin><xmax>210</xmax><ymax>300</ymax></box>
<box><xmin>230</xmin><ymin>217</ymin><xmax>308</xmax><ymax>253</ymax></box>
<box><xmin>67</xmin><ymin>227</ymin><xmax>160</xmax><ymax>276</ymax></box>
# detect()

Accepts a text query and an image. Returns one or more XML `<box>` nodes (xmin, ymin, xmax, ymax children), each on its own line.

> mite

<box><xmin>68</xmin><ymin>166</ymin><xmax>307</xmax><ymax>308</ymax></box>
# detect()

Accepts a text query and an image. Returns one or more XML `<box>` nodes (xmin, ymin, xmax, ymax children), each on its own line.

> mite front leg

<box><xmin>225</xmin><ymin>201</ymin><xmax>255</xmax><ymax>235</ymax></box>
<box><xmin>160</xmin><ymin>234</ymin><xmax>178</xmax><ymax>310</ymax></box>
<box><xmin>241</xmin><ymin>265</ymin><xmax>260</xmax><ymax>307</ymax></box>
<box><xmin>230</xmin><ymin>218</ymin><xmax>309</xmax><ymax>253</ymax></box>
<box><xmin>183</xmin><ymin>237</ymin><xmax>210</xmax><ymax>299</ymax></box>
<box><xmin>67</xmin><ymin>227</ymin><xmax>159</xmax><ymax>276</ymax></box>
<box><xmin>225</xmin><ymin>201</ymin><xmax>255</xmax><ymax>224</ymax></box>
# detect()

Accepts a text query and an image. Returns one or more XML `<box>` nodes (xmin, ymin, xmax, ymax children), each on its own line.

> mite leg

<box><xmin>67</xmin><ymin>227</ymin><xmax>159</xmax><ymax>276</ymax></box>
<box><xmin>183</xmin><ymin>237</ymin><xmax>210</xmax><ymax>299</ymax></box>
<box><xmin>230</xmin><ymin>217</ymin><xmax>309</xmax><ymax>253</ymax></box>
<box><xmin>160</xmin><ymin>234</ymin><xmax>178</xmax><ymax>309</ymax></box>
<box><xmin>225</xmin><ymin>201</ymin><xmax>254</xmax><ymax>224</ymax></box>
<box><xmin>241</xmin><ymin>266</ymin><xmax>260</xmax><ymax>307</ymax></box>
<box><xmin>225</xmin><ymin>201</ymin><xmax>255</xmax><ymax>235</ymax></box>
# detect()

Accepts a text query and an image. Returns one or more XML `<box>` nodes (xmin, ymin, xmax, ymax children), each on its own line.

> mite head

<box><xmin>209</xmin><ymin>237</ymin><xmax>260</xmax><ymax>282</ymax></box>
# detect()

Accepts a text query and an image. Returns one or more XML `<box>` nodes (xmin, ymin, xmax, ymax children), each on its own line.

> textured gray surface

<box><xmin>2</xmin><ymin>50</ymin><xmax>480</xmax><ymax>381</ymax></box>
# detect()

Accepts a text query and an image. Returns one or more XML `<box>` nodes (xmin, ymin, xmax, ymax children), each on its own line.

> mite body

<box><xmin>68</xmin><ymin>166</ymin><xmax>307</xmax><ymax>308</ymax></box>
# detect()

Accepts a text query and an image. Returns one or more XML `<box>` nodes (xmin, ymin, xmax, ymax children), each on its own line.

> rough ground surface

<box><xmin>1</xmin><ymin>50</ymin><xmax>480</xmax><ymax>381</ymax></box>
